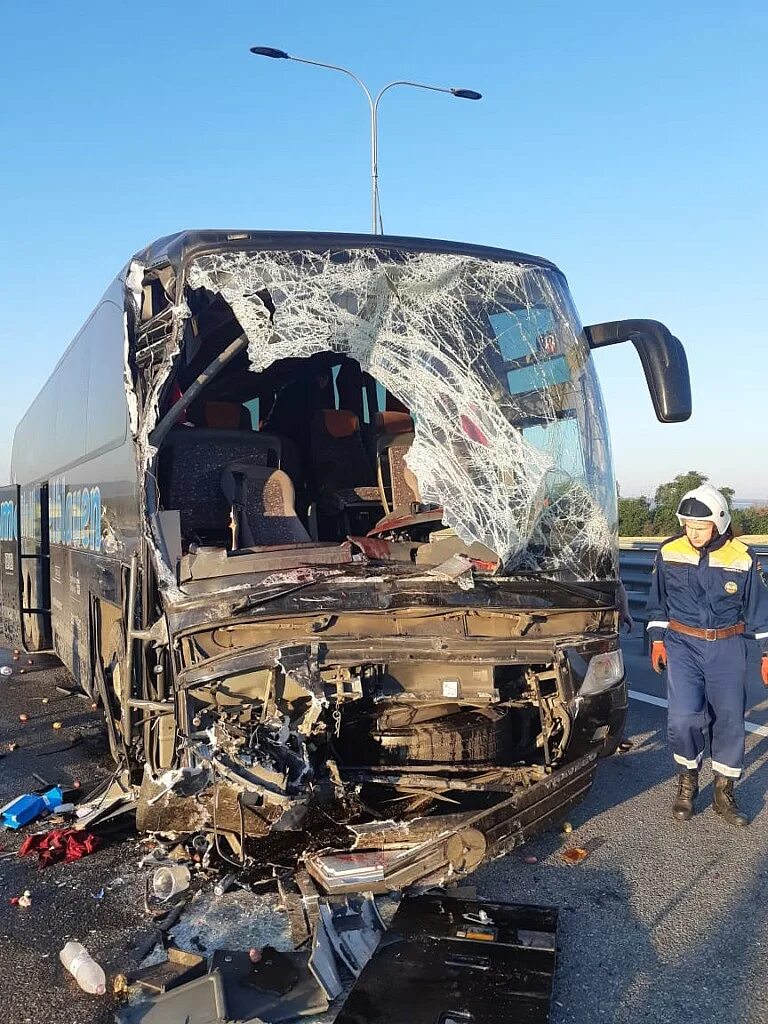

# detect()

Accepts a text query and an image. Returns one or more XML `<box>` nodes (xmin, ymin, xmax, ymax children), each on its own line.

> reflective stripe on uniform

<box><xmin>712</xmin><ymin>760</ymin><xmax>742</xmax><ymax>779</ymax></box>
<box><xmin>673</xmin><ymin>752</ymin><xmax>703</xmax><ymax>770</ymax></box>
<box><xmin>660</xmin><ymin>537</ymin><xmax>699</xmax><ymax>565</ymax></box>
<box><xmin>709</xmin><ymin>540</ymin><xmax>752</xmax><ymax>572</ymax></box>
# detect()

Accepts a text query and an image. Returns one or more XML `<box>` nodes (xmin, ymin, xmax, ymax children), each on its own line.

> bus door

<box><xmin>0</xmin><ymin>485</ymin><xmax>23</xmax><ymax>648</ymax></box>
<box><xmin>19</xmin><ymin>483</ymin><xmax>52</xmax><ymax>651</ymax></box>
<box><xmin>0</xmin><ymin>484</ymin><xmax>52</xmax><ymax>652</ymax></box>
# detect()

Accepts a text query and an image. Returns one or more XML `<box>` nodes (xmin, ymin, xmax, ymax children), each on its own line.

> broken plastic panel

<box><xmin>336</xmin><ymin>894</ymin><xmax>558</xmax><ymax>1024</ymax></box>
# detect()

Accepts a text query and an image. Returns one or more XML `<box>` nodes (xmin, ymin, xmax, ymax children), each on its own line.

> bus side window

<box><xmin>85</xmin><ymin>302</ymin><xmax>128</xmax><ymax>453</ymax></box>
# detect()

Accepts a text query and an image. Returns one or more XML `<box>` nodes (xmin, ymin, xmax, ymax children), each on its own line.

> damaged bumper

<box><xmin>133</xmin><ymin>597</ymin><xmax>619</xmax><ymax>892</ymax></box>
<box><xmin>304</xmin><ymin>749</ymin><xmax>599</xmax><ymax>893</ymax></box>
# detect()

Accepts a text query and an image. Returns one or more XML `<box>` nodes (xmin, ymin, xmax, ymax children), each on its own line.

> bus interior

<box><xmin>154</xmin><ymin>289</ymin><xmax>498</xmax><ymax>579</ymax></box>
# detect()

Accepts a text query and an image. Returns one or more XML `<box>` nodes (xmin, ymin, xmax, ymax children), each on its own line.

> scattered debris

<box><xmin>117</xmin><ymin>969</ymin><xmax>228</xmax><ymax>1023</ymax></box>
<box><xmin>523</xmin><ymin>855</ymin><xmax>539</xmax><ymax>864</ymax></box>
<box><xmin>19</xmin><ymin>827</ymin><xmax>100</xmax><ymax>867</ymax></box>
<box><xmin>152</xmin><ymin>864</ymin><xmax>191</xmax><ymax>902</ymax></box>
<box><xmin>2</xmin><ymin>785</ymin><xmax>63</xmax><ymax>829</ymax></box>
<box><xmin>561</xmin><ymin>846</ymin><xmax>589</xmax><ymax>865</ymax></box>
<box><xmin>618</xmin><ymin>739</ymin><xmax>634</xmax><ymax>753</ymax></box>
<box><xmin>18</xmin><ymin>713</ymin><xmax>28</xmax><ymax>723</ymax></box>
<box><xmin>0</xmin><ymin>666</ymin><xmax>13</xmax><ymax>677</ymax></box>
<box><xmin>72</xmin><ymin>772</ymin><xmax>136</xmax><ymax>828</ymax></box>
<box><xmin>113</xmin><ymin>974</ymin><xmax>130</xmax><ymax>997</ymax></box>
<box><xmin>426</xmin><ymin>552</ymin><xmax>476</xmax><ymax>589</ymax></box>
<box><xmin>214</xmin><ymin>872</ymin><xmax>237</xmax><ymax>897</ymax></box>
<box><xmin>10</xmin><ymin>890</ymin><xmax>32</xmax><ymax>908</ymax></box>
<box><xmin>123</xmin><ymin>945</ymin><xmax>206</xmax><ymax>996</ymax></box>
<box><xmin>317</xmin><ymin>894</ymin><xmax>384</xmax><ymax>976</ymax></box>
<box><xmin>52</xmin><ymin>721</ymin><xmax>63</xmax><ymax>731</ymax></box>
<box><xmin>336</xmin><ymin>894</ymin><xmax>558</xmax><ymax>1024</ymax></box>
<box><xmin>562</xmin><ymin>821</ymin><xmax>573</xmax><ymax>834</ymax></box>
<box><xmin>60</xmin><ymin>941</ymin><xmax>106</xmax><ymax>995</ymax></box>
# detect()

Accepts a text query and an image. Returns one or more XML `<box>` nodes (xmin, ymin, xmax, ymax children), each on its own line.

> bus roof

<box><xmin>132</xmin><ymin>229</ymin><xmax>562</xmax><ymax>276</ymax></box>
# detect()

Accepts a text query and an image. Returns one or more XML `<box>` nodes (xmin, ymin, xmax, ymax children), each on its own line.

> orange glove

<box><xmin>761</xmin><ymin>657</ymin><xmax>768</xmax><ymax>687</ymax></box>
<box><xmin>651</xmin><ymin>640</ymin><xmax>667</xmax><ymax>674</ymax></box>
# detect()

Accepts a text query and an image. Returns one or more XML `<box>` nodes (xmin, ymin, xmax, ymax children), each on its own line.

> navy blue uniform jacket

<box><xmin>646</xmin><ymin>533</ymin><xmax>768</xmax><ymax>654</ymax></box>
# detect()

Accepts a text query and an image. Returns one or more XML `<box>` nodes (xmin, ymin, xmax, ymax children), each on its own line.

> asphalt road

<box><xmin>476</xmin><ymin>632</ymin><xmax>768</xmax><ymax>1024</ymax></box>
<box><xmin>0</xmin><ymin>649</ymin><xmax>148</xmax><ymax>1024</ymax></box>
<box><xmin>0</xmin><ymin>639</ymin><xmax>766</xmax><ymax>1024</ymax></box>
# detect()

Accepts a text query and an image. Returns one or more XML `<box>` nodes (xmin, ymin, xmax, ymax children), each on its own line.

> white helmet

<box><xmin>676</xmin><ymin>483</ymin><xmax>731</xmax><ymax>535</ymax></box>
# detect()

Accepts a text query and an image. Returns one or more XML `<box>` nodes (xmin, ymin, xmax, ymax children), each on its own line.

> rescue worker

<box><xmin>646</xmin><ymin>484</ymin><xmax>768</xmax><ymax>825</ymax></box>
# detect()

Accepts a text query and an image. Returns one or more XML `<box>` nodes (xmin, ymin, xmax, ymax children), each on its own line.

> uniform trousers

<box><xmin>666</xmin><ymin>631</ymin><xmax>747</xmax><ymax>778</ymax></box>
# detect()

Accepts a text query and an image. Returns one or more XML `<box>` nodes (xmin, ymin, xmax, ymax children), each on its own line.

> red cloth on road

<box><xmin>18</xmin><ymin>827</ymin><xmax>100</xmax><ymax>867</ymax></box>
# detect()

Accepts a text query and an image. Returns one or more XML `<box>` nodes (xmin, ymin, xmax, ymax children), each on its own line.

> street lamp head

<box><xmin>250</xmin><ymin>46</ymin><xmax>290</xmax><ymax>59</ymax></box>
<box><xmin>451</xmin><ymin>88</ymin><xmax>482</xmax><ymax>100</ymax></box>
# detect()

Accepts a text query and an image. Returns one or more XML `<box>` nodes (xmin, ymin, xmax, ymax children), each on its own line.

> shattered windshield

<box><xmin>181</xmin><ymin>248</ymin><xmax>617</xmax><ymax>580</ymax></box>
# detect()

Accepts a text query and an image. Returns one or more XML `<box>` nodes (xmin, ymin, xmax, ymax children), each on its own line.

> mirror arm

<box><xmin>584</xmin><ymin>319</ymin><xmax>691</xmax><ymax>424</ymax></box>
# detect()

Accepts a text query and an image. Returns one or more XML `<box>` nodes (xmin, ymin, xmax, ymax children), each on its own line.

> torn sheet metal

<box><xmin>186</xmin><ymin>248</ymin><xmax>617</xmax><ymax>579</ymax></box>
<box><xmin>276</xmin><ymin>643</ymin><xmax>323</xmax><ymax>698</ymax></box>
<box><xmin>135</xmin><ymin>767</ymin><xmax>282</xmax><ymax>837</ymax></box>
<box><xmin>426</xmin><ymin>553</ymin><xmax>476</xmax><ymax>589</ymax></box>
<box><xmin>317</xmin><ymin>895</ymin><xmax>384</xmax><ymax>976</ymax></box>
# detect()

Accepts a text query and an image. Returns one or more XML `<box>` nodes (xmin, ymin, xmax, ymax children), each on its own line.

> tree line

<box><xmin>618</xmin><ymin>471</ymin><xmax>768</xmax><ymax>537</ymax></box>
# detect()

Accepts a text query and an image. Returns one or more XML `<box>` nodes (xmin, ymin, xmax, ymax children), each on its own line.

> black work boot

<box><xmin>712</xmin><ymin>774</ymin><xmax>749</xmax><ymax>827</ymax></box>
<box><xmin>672</xmin><ymin>769</ymin><xmax>699</xmax><ymax>820</ymax></box>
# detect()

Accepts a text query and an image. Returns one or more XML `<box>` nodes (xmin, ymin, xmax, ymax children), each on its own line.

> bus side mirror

<box><xmin>583</xmin><ymin>319</ymin><xmax>692</xmax><ymax>423</ymax></box>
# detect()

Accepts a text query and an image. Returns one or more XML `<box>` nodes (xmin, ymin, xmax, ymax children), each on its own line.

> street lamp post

<box><xmin>250</xmin><ymin>47</ymin><xmax>481</xmax><ymax>233</ymax></box>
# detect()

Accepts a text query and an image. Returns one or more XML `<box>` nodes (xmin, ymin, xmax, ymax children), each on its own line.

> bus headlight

<box><xmin>580</xmin><ymin>650</ymin><xmax>624</xmax><ymax>696</ymax></box>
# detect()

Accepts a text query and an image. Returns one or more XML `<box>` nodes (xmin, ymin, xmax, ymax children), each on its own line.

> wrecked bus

<box><xmin>0</xmin><ymin>231</ymin><xmax>690</xmax><ymax>889</ymax></box>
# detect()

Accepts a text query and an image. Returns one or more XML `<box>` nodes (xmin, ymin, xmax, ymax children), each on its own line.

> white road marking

<box><xmin>628</xmin><ymin>688</ymin><xmax>768</xmax><ymax>737</ymax></box>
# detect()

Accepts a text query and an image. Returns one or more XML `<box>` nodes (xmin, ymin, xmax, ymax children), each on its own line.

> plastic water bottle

<box><xmin>59</xmin><ymin>941</ymin><xmax>106</xmax><ymax>995</ymax></box>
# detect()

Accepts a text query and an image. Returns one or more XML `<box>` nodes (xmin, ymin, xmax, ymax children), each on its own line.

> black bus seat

<box><xmin>221</xmin><ymin>464</ymin><xmax>311</xmax><ymax>547</ymax></box>
<box><xmin>309</xmin><ymin>409</ymin><xmax>382</xmax><ymax>535</ymax></box>
<box><xmin>310</xmin><ymin>410</ymin><xmax>380</xmax><ymax>507</ymax></box>
<box><xmin>161</xmin><ymin>427</ymin><xmax>283</xmax><ymax>542</ymax></box>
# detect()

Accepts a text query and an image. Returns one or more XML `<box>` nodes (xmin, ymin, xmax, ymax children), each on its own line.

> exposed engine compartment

<box><xmin>131</xmin><ymin>592</ymin><xmax>622</xmax><ymax>892</ymax></box>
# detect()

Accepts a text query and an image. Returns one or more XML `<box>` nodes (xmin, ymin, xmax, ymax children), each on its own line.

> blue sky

<box><xmin>1</xmin><ymin>1</ymin><xmax>765</xmax><ymax>499</ymax></box>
